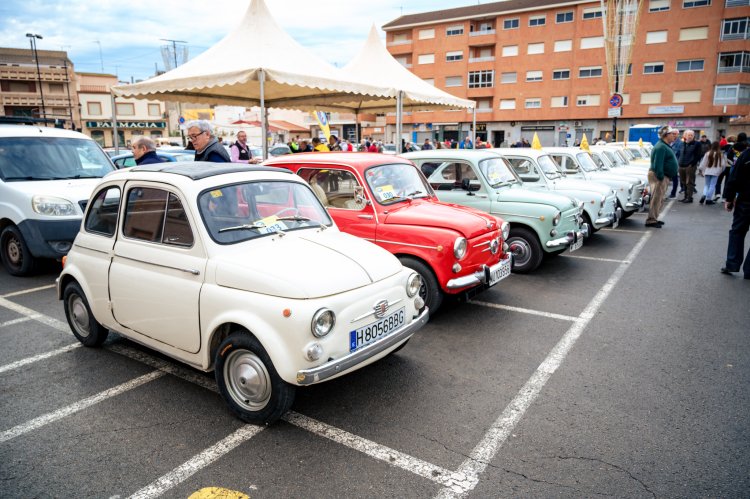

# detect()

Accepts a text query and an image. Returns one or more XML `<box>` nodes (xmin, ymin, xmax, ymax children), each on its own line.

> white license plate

<box><xmin>488</xmin><ymin>257</ymin><xmax>512</xmax><ymax>286</ymax></box>
<box><xmin>569</xmin><ymin>238</ymin><xmax>583</xmax><ymax>252</ymax></box>
<box><xmin>350</xmin><ymin>307</ymin><xmax>405</xmax><ymax>352</ymax></box>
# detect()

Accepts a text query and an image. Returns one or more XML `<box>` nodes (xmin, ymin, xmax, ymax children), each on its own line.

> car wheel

<box><xmin>398</xmin><ymin>256</ymin><xmax>442</xmax><ymax>313</ymax></box>
<box><xmin>582</xmin><ymin>212</ymin><xmax>598</xmax><ymax>235</ymax></box>
<box><xmin>507</xmin><ymin>227</ymin><xmax>543</xmax><ymax>274</ymax></box>
<box><xmin>63</xmin><ymin>282</ymin><xmax>109</xmax><ymax>347</ymax></box>
<box><xmin>1</xmin><ymin>225</ymin><xmax>36</xmax><ymax>276</ymax></box>
<box><xmin>215</xmin><ymin>332</ymin><xmax>295</xmax><ymax>425</ymax></box>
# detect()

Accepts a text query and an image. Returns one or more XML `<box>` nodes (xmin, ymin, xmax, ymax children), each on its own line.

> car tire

<box><xmin>63</xmin><ymin>281</ymin><xmax>109</xmax><ymax>347</ymax></box>
<box><xmin>215</xmin><ymin>332</ymin><xmax>295</xmax><ymax>425</ymax></box>
<box><xmin>506</xmin><ymin>227</ymin><xmax>543</xmax><ymax>274</ymax></box>
<box><xmin>582</xmin><ymin>212</ymin><xmax>598</xmax><ymax>235</ymax></box>
<box><xmin>1</xmin><ymin>225</ymin><xmax>36</xmax><ymax>276</ymax></box>
<box><xmin>398</xmin><ymin>256</ymin><xmax>442</xmax><ymax>313</ymax></box>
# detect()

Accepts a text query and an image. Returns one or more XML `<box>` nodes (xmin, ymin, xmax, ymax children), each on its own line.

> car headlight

<box><xmin>406</xmin><ymin>272</ymin><xmax>421</xmax><ymax>297</ymax></box>
<box><xmin>453</xmin><ymin>237</ymin><xmax>467</xmax><ymax>260</ymax></box>
<box><xmin>552</xmin><ymin>210</ymin><xmax>561</xmax><ymax>226</ymax></box>
<box><xmin>32</xmin><ymin>195</ymin><xmax>77</xmax><ymax>216</ymax></box>
<box><xmin>311</xmin><ymin>308</ymin><xmax>335</xmax><ymax>338</ymax></box>
<box><xmin>501</xmin><ymin>221</ymin><xmax>510</xmax><ymax>240</ymax></box>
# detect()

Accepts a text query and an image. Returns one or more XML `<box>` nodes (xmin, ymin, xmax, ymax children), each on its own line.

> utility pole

<box><xmin>26</xmin><ymin>33</ymin><xmax>45</xmax><ymax>121</ymax></box>
<box><xmin>160</xmin><ymin>39</ymin><xmax>188</xmax><ymax>146</ymax></box>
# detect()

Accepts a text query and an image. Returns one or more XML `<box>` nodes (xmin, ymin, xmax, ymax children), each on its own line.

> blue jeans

<box><xmin>725</xmin><ymin>201</ymin><xmax>750</xmax><ymax>276</ymax></box>
<box><xmin>702</xmin><ymin>175</ymin><xmax>718</xmax><ymax>199</ymax></box>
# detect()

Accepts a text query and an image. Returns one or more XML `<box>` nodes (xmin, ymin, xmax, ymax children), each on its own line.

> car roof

<box><xmin>0</xmin><ymin>124</ymin><xmax>93</xmax><ymax>139</ymax></box>
<box><xmin>544</xmin><ymin>147</ymin><xmax>586</xmax><ymax>154</ymax></box>
<box><xmin>127</xmin><ymin>162</ymin><xmax>291</xmax><ymax>180</ymax></box>
<box><xmin>264</xmin><ymin>152</ymin><xmax>413</xmax><ymax>169</ymax></box>
<box><xmin>400</xmin><ymin>149</ymin><xmax>500</xmax><ymax>160</ymax></box>
<box><xmin>492</xmin><ymin>148</ymin><xmax>548</xmax><ymax>158</ymax></box>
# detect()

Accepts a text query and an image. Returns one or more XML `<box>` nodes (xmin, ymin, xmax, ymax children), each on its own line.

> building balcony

<box><xmin>387</xmin><ymin>40</ymin><xmax>412</xmax><ymax>46</ymax></box>
<box><xmin>718</xmin><ymin>65</ymin><xmax>750</xmax><ymax>73</ymax></box>
<box><xmin>721</xmin><ymin>32</ymin><xmax>749</xmax><ymax>41</ymax></box>
<box><xmin>469</xmin><ymin>29</ymin><xmax>496</xmax><ymax>37</ymax></box>
<box><xmin>469</xmin><ymin>56</ymin><xmax>495</xmax><ymax>63</ymax></box>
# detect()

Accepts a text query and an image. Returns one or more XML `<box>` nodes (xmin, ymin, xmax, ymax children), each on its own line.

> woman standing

<box><xmin>698</xmin><ymin>141</ymin><xmax>728</xmax><ymax>205</ymax></box>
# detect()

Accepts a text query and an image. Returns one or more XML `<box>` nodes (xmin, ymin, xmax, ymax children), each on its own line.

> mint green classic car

<box><xmin>401</xmin><ymin>150</ymin><xmax>588</xmax><ymax>273</ymax></box>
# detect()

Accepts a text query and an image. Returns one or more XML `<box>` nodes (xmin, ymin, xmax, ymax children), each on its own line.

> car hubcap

<box><xmin>508</xmin><ymin>239</ymin><xmax>531</xmax><ymax>267</ymax></box>
<box><xmin>6</xmin><ymin>237</ymin><xmax>21</xmax><ymax>266</ymax></box>
<box><xmin>225</xmin><ymin>350</ymin><xmax>271</xmax><ymax>411</ymax></box>
<box><xmin>68</xmin><ymin>295</ymin><xmax>90</xmax><ymax>338</ymax></box>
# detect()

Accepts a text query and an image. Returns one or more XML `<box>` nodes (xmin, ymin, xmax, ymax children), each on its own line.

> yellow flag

<box><xmin>624</xmin><ymin>136</ymin><xmax>628</xmax><ymax>147</ymax></box>
<box><xmin>638</xmin><ymin>138</ymin><xmax>644</xmax><ymax>147</ymax></box>
<box><xmin>312</xmin><ymin>111</ymin><xmax>331</xmax><ymax>140</ymax></box>
<box><xmin>580</xmin><ymin>133</ymin><xmax>591</xmax><ymax>153</ymax></box>
<box><xmin>531</xmin><ymin>132</ymin><xmax>542</xmax><ymax>150</ymax></box>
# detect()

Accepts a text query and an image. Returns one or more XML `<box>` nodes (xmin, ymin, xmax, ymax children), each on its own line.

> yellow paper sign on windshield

<box><xmin>210</xmin><ymin>190</ymin><xmax>223</xmax><ymax>198</ymax></box>
<box><xmin>375</xmin><ymin>185</ymin><xmax>395</xmax><ymax>201</ymax></box>
<box><xmin>260</xmin><ymin>215</ymin><xmax>279</xmax><ymax>226</ymax></box>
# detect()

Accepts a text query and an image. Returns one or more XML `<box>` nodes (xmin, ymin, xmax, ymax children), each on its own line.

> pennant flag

<box><xmin>531</xmin><ymin>132</ymin><xmax>542</xmax><ymax>150</ymax></box>
<box><xmin>313</xmin><ymin>111</ymin><xmax>331</xmax><ymax>140</ymax></box>
<box><xmin>624</xmin><ymin>136</ymin><xmax>628</xmax><ymax>147</ymax></box>
<box><xmin>580</xmin><ymin>133</ymin><xmax>591</xmax><ymax>153</ymax></box>
<box><xmin>638</xmin><ymin>138</ymin><xmax>644</xmax><ymax>147</ymax></box>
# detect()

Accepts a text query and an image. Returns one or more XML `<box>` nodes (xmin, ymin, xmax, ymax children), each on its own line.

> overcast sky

<box><xmin>0</xmin><ymin>0</ymin><xmax>486</xmax><ymax>82</ymax></box>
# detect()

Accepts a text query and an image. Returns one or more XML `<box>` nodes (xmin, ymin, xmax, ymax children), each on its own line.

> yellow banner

<box><xmin>531</xmin><ymin>132</ymin><xmax>542</xmax><ymax>150</ymax></box>
<box><xmin>580</xmin><ymin>133</ymin><xmax>591</xmax><ymax>153</ymax></box>
<box><xmin>313</xmin><ymin>111</ymin><xmax>331</xmax><ymax>140</ymax></box>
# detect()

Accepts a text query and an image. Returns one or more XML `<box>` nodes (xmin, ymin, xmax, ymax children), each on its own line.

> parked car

<box><xmin>402</xmin><ymin>149</ymin><xmax>588</xmax><ymax>273</ymax></box>
<box><xmin>544</xmin><ymin>147</ymin><xmax>645</xmax><ymax>218</ymax></box>
<box><xmin>110</xmin><ymin>150</ymin><xmax>196</xmax><ymax>168</ymax></box>
<box><xmin>0</xmin><ymin>125</ymin><xmax>115</xmax><ymax>275</ymax></box>
<box><xmin>589</xmin><ymin>146</ymin><xmax>650</xmax><ymax>186</ymax></box>
<box><xmin>57</xmin><ymin>162</ymin><xmax>428</xmax><ymax>424</ymax></box>
<box><xmin>264</xmin><ymin>152</ymin><xmax>512</xmax><ymax>312</ymax></box>
<box><xmin>493</xmin><ymin>148</ymin><xmax>620</xmax><ymax>234</ymax></box>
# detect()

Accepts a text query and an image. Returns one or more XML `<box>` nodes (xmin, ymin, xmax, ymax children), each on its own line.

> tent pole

<box><xmin>472</xmin><ymin>107</ymin><xmax>477</xmax><ymax>148</ymax></box>
<box><xmin>111</xmin><ymin>92</ymin><xmax>119</xmax><ymax>153</ymax></box>
<box><xmin>260</xmin><ymin>68</ymin><xmax>268</xmax><ymax>160</ymax></box>
<box><xmin>396</xmin><ymin>91</ymin><xmax>402</xmax><ymax>154</ymax></box>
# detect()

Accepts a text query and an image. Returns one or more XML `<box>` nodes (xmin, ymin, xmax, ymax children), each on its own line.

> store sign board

<box><xmin>647</xmin><ymin>106</ymin><xmax>684</xmax><ymax>115</ymax></box>
<box><xmin>86</xmin><ymin>121</ymin><xmax>167</xmax><ymax>129</ymax></box>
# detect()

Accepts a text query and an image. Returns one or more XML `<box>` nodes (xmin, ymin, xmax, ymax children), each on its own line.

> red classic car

<box><xmin>264</xmin><ymin>153</ymin><xmax>512</xmax><ymax>312</ymax></box>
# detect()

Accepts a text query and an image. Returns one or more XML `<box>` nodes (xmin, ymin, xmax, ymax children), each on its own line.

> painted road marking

<box><xmin>469</xmin><ymin>301</ymin><xmax>577</xmax><ymax>322</ymax></box>
<box><xmin>0</xmin><ymin>316</ymin><xmax>33</xmax><ymax>328</ymax></box>
<box><xmin>434</xmin><ymin>201</ymin><xmax>673</xmax><ymax>498</ymax></box>
<box><xmin>0</xmin><ymin>370</ymin><xmax>164</xmax><ymax>444</ymax></box>
<box><xmin>0</xmin><ymin>284</ymin><xmax>56</xmax><ymax>298</ymax></box>
<box><xmin>601</xmin><ymin>227</ymin><xmax>647</xmax><ymax>234</ymax></box>
<box><xmin>0</xmin><ymin>343</ymin><xmax>81</xmax><ymax>374</ymax></box>
<box><xmin>560</xmin><ymin>255</ymin><xmax>630</xmax><ymax>264</ymax></box>
<box><xmin>128</xmin><ymin>425</ymin><xmax>263</xmax><ymax>499</ymax></box>
<box><xmin>188</xmin><ymin>487</ymin><xmax>253</xmax><ymax>499</ymax></box>
<box><xmin>0</xmin><ymin>296</ymin><xmax>68</xmax><ymax>332</ymax></box>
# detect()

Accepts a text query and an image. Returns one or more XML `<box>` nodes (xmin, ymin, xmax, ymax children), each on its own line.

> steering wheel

<box><xmin>272</xmin><ymin>207</ymin><xmax>300</xmax><ymax>218</ymax></box>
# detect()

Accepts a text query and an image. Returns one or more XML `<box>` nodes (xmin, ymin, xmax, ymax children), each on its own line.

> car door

<box><xmin>420</xmin><ymin>159</ymin><xmax>488</xmax><ymax>212</ymax></box>
<box><xmin>109</xmin><ymin>183</ymin><xmax>206</xmax><ymax>353</ymax></box>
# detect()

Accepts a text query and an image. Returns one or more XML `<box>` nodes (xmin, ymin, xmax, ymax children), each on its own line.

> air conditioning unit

<box><xmin>574</xmin><ymin>121</ymin><xmax>583</xmax><ymax>127</ymax></box>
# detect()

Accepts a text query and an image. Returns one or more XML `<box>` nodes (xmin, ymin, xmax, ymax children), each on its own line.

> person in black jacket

<box><xmin>131</xmin><ymin>137</ymin><xmax>165</xmax><ymax>165</ymax></box>
<box><xmin>721</xmin><ymin>140</ymin><xmax>750</xmax><ymax>279</ymax></box>
<box><xmin>187</xmin><ymin>120</ymin><xmax>231</xmax><ymax>163</ymax></box>
<box><xmin>677</xmin><ymin>129</ymin><xmax>702</xmax><ymax>203</ymax></box>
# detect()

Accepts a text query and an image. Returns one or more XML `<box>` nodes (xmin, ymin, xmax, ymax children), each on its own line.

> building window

<box><xmin>470</xmin><ymin>22</ymin><xmax>495</xmax><ymax>34</ymax></box>
<box><xmin>526</xmin><ymin>70</ymin><xmax>543</xmax><ymax>82</ymax></box>
<box><xmin>476</xmin><ymin>99</ymin><xmax>493</xmax><ymax>112</ymax></box>
<box><xmin>552</xmin><ymin>69</ymin><xmax>570</xmax><ymax>80</ymax></box>
<box><xmin>576</xmin><ymin>95</ymin><xmax>601</xmax><ymax>106</ymax></box>
<box><xmin>502</xmin><ymin>45</ymin><xmax>519</xmax><ymax>57</ymax></box>
<box><xmin>525</xmin><ymin>98</ymin><xmax>542</xmax><ymax>109</ymax></box>
<box><xmin>721</xmin><ymin>18</ymin><xmax>749</xmax><ymax>40</ymax></box>
<box><xmin>579</xmin><ymin>66</ymin><xmax>603</xmax><ymax>78</ymax></box>
<box><xmin>580</xmin><ymin>36</ymin><xmax>605</xmax><ymax>49</ymax></box>
<box><xmin>673</xmin><ymin>90</ymin><xmax>701</xmax><ymax>102</ymax></box>
<box><xmin>640</xmin><ymin>92</ymin><xmax>662</xmax><ymax>104</ymax></box>
<box><xmin>680</xmin><ymin>26</ymin><xmax>709</xmax><ymax>40</ymax></box>
<box><xmin>423</xmin><ymin>78</ymin><xmax>435</xmax><ymax>86</ymax></box>
<box><xmin>418</xmin><ymin>28</ymin><xmax>435</xmax><ymax>40</ymax></box>
<box><xmin>622</xmin><ymin>93</ymin><xmax>631</xmax><ymax>105</ymax></box>
<box><xmin>500</xmin><ymin>72</ymin><xmax>517</xmax><ymax>84</ymax></box>
<box><xmin>446</xmin><ymin>25</ymin><xmax>464</xmax><ymax>36</ymax></box>
<box><xmin>582</xmin><ymin>7</ymin><xmax>603</xmax><ymax>19</ymax></box>
<box><xmin>48</xmin><ymin>83</ymin><xmax>64</xmax><ymax>93</ymax></box>
<box><xmin>646</xmin><ymin>30</ymin><xmax>668</xmax><ymax>43</ymax></box>
<box><xmin>554</xmin><ymin>39</ymin><xmax>573</xmax><ymax>52</ymax></box>
<box><xmin>677</xmin><ymin>59</ymin><xmax>705</xmax><ymax>71</ymax></box>
<box><xmin>551</xmin><ymin>96</ymin><xmax>569</xmax><ymax>107</ymax></box>
<box><xmin>718</xmin><ymin>52</ymin><xmax>750</xmax><ymax>73</ymax></box>
<box><xmin>87</xmin><ymin>102</ymin><xmax>103</xmax><ymax>116</ymax></box>
<box><xmin>714</xmin><ymin>84</ymin><xmax>750</xmax><ymax>104</ymax></box>
<box><xmin>527</xmin><ymin>43</ymin><xmax>544</xmax><ymax>55</ymax></box>
<box><xmin>504</xmin><ymin>18</ymin><xmax>520</xmax><ymax>29</ymax></box>
<box><xmin>499</xmin><ymin>99</ymin><xmax>516</xmax><ymax>110</ymax></box>
<box><xmin>529</xmin><ymin>15</ymin><xmax>546</xmax><ymax>26</ymax></box>
<box><xmin>468</xmin><ymin>70</ymin><xmax>494</xmax><ymax>88</ymax></box>
<box><xmin>445</xmin><ymin>76</ymin><xmax>463</xmax><ymax>87</ymax></box>
<box><xmin>644</xmin><ymin>62</ymin><xmax>665</xmax><ymax>74</ymax></box>
<box><xmin>649</xmin><ymin>0</ymin><xmax>670</xmax><ymax>11</ymax></box>
<box><xmin>391</xmin><ymin>33</ymin><xmax>409</xmax><ymax>45</ymax></box>
<box><xmin>683</xmin><ymin>0</ymin><xmax>710</xmax><ymax>6</ymax></box>
<box><xmin>148</xmin><ymin>103</ymin><xmax>161</xmax><ymax>116</ymax></box>
<box><xmin>418</xmin><ymin>54</ymin><xmax>435</xmax><ymax>65</ymax></box>
<box><xmin>446</xmin><ymin>51</ymin><xmax>463</xmax><ymax>62</ymax></box>
<box><xmin>116</xmin><ymin>103</ymin><xmax>135</xmax><ymax>116</ymax></box>
<box><xmin>556</xmin><ymin>11</ymin><xmax>574</xmax><ymax>23</ymax></box>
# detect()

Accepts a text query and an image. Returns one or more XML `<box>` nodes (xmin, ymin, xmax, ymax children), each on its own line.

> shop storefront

<box><xmin>84</xmin><ymin>120</ymin><xmax>167</xmax><ymax>147</ymax></box>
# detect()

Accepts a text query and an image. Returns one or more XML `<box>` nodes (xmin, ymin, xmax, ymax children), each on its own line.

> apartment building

<box><xmin>0</xmin><ymin>47</ymin><xmax>79</xmax><ymax>128</ymax></box>
<box><xmin>383</xmin><ymin>0</ymin><xmax>750</xmax><ymax>146</ymax></box>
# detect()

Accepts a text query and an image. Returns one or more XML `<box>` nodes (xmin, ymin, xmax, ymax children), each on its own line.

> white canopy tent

<box><xmin>111</xmin><ymin>0</ymin><xmax>392</xmax><ymax>158</ymax></box>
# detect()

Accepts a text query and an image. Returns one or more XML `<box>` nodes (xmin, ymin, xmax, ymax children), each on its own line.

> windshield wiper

<box><xmin>3</xmin><ymin>176</ymin><xmax>48</xmax><ymax>181</ymax></box>
<box><xmin>406</xmin><ymin>190</ymin><xmax>424</xmax><ymax>198</ymax></box>
<box><xmin>276</xmin><ymin>215</ymin><xmax>328</xmax><ymax>230</ymax></box>
<box><xmin>218</xmin><ymin>221</ymin><xmax>268</xmax><ymax>233</ymax></box>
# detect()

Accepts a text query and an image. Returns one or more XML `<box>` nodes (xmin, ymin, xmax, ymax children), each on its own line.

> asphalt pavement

<box><xmin>0</xmin><ymin>180</ymin><xmax>748</xmax><ymax>498</ymax></box>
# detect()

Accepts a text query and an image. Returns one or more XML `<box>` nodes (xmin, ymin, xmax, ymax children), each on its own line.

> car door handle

<box><xmin>357</xmin><ymin>215</ymin><xmax>374</xmax><ymax>220</ymax></box>
<box><xmin>180</xmin><ymin>268</ymin><xmax>201</xmax><ymax>275</ymax></box>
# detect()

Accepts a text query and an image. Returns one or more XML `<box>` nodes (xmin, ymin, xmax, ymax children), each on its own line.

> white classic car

<box><xmin>57</xmin><ymin>163</ymin><xmax>428</xmax><ymax>424</ymax></box>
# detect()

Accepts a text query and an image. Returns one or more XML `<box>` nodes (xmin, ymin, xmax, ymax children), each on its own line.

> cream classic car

<box><xmin>57</xmin><ymin>163</ymin><xmax>428</xmax><ymax>424</ymax></box>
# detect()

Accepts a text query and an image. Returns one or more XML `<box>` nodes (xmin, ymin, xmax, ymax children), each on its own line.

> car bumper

<box><xmin>595</xmin><ymin>207</ymin><xmax>621</xmax><ymax>228</ymax></box>
<box><xmin>17</xmin><ymin>219</ymin><xmax>81</xmax><ymax>259</ymax></box>
<box><xmin>446</xmin><ymin>253</ymin><xmax>512</xmax><ymax>290</ymax></box>
<box><xmin>546</xmin><ymin>223</ymin><xmax>590</xmax><ymax>248</ymax></box>
<box><xmin>625</xmin><ymin>198</ymin><xmax>643</xmax><ymax>210</ymax></box>
<box><xmin>296</xmin><ymin>307</ymin><xmax>429</xmax><ymax>385</ymax></box>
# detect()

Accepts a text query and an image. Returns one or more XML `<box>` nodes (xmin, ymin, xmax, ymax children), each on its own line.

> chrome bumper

<box><xmin>625</xmin><ymin>198</ymin><xmax>644</xmax><ymax>209</ymax></box>
<box><xmin>596</xmin><ymin>207</ymin><xmax>621</xmax><ymax>227</ymax></box>
<box><xmin>546</xmin><ymin>223</ymin><xmax>590</xmax><ymax>248</ymax></box>
<box><xmin>446</xmin><ymin>253</ymin><xmax>512</xmax><ymax>290</ymax></box>
<box><xmin>296</xmin><ymin>308</ymin><xmax>429</xmax><ymax>385</ymax></box>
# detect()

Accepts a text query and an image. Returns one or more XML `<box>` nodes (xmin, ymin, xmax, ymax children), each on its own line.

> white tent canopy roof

<box><xmin>111</xmin><ymin>0</ymin><xmax>392</xmax><ymax>111</ymax></box>
<box><xmin>333</xmin><ymin>25</ymin><xmax>475</xmax><ymax>113</ymax></box>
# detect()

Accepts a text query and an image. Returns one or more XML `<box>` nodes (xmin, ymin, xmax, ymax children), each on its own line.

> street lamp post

<box><xmin>26</xmin><ymin>33</ymin><xmax>46</xmax><ymax>121</ymax></box>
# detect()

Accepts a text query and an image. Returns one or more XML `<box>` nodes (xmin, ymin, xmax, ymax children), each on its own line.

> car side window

<box><xmin>115</xmin><ymin>157</ymin><xmax>136</xmax><ymax>168</ymax></box>
<box><xmin>123</xmin><ymin>187</ymin><xmax>195</xmax><ymax>246</ymax></box>
<box><xmin>162</xmin><ymin>193</ymin><xmax>194</xmax><ymax>247</ymax></box>
<box><xmin>427</xmin><ymin>162</ymin><xmax>459</xmax><ymax>190</ymax></box>
<box><xmin>458</xmin><ymin>163</ymin><xmax>482</xmax><ymax>190</ymax></box>
<box><xmin>296</xmin><ymin>168</ymin><xmax>366</xmax><ymax>211</ymax></box>
<box><xmin>84</xmin><ymin>186</ymin><xmax>121</xmax><ymax>237</ymax></box>
<box><xmin>507</xmin><ymin>158</ymin><xmax>538</xmax><ymax>181</ymax></box>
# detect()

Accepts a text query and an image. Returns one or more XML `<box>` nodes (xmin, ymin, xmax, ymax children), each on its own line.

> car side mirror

<box><xmin>519</xmin><ymin>174</ymin><xmax>540</xmax><ymax>182</ymax></box>
<box><xmin>461</xmin><ymin>178</ymin><xmax>480</xmax><ymax>192</ymax></box>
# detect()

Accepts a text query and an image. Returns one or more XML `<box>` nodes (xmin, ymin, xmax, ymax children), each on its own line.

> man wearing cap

<box><xmin>645</xmin><ymin>125</ymin><xmax>679</xmax><ymax>228</ymax></box>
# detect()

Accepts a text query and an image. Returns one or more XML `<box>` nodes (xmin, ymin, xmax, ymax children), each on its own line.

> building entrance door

<box><xmin>491</xmin><ymin>130</ymin><xmax>505</xmax><ymax>147</ymax></box>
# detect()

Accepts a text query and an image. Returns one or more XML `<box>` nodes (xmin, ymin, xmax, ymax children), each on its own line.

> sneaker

<box><xmin>645</xmin><ymin>222</ymin><xmax>661</xmax><ymax>228</ymax></box>
<box><xmin>706</xmin><ymin>200</ymin><xmax>715</xmax><ymax>205</ymax></box>
<box><xmin>720</xmin><ymin>267</ymin><xmax>735</xmax><ymax>275</ymax></box>
<box><xmin>699</xmin><ymin>196</ymin><xmax>706</xmax><ymax>204</ymax></box>
<box><xmin>656</xmin><ymin>220</ymin><xmax>665</xmax><ymax>225</ymax></box>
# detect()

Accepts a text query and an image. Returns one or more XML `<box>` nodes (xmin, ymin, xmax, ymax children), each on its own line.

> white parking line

<box><xmin>0</xmin><ymin>316</ymin><xmax>33</xmax><ymax>328</ymax></box>
<box><xmin>0</xmin><ymin>370</ymin><xmax>164</xmax><ymax>444</ymax></box>
<box><xmin>560</xmin><ymin>255</ymin><xmax>630</xmax><ymax>264</ymax></box>
<box><xmin>601</xmin><ymin>228</ymin><xmax>647</xmax><ymax>234</ymax></box>
<box><xmin>0</xmin><ymin>296</ymin><xmax>68</xmax><ymax>332</ymax></box>
<box><xmin>0</xmin><ymin>284</ymin><xmax>56</xmax><ymax>298</ymax></box>
<box><xmin>469</xmin><ymin>301</ymin><xmax>577</xmax><ymax>322</ymax></box>
<box><xmin>127</xmin><ymin>424</ymin><xmax>263</xmax><ymax>499</ymax></box>
<box><xmin>0</xmin><ymin>343</ymin><xmax>81</xmax><ymax>375</ymax></box>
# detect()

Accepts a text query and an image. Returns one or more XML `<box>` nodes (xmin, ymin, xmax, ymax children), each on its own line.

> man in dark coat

<box><xmin>187</xmin><ymin>120</ymin><xmax>231</xmax><ymax>163</ymax></box>
<box><xmin>131</xmin><ymin>137</ymin><xmax>165</xmax><ymax>165</ymax></box>
<box><xmin>721</xmin><ymin>136</ymin><xmax>750</xmax><ymax>279</ymax></box>
<box><xmin>677</xmin><ymin>129</ymin><xmax>702</xmax><ymax>203</ymax></box>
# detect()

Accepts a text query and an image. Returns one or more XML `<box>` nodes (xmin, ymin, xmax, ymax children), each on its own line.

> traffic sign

<box><xmin>178</xmin><ymin>116</ymin><xmax>185</xmax><ymax>124</ymax></box>
<box><xmin>609</xmin><ymin>93</ymin><xmax>623</xmax><ymax>108</ymax></box>
<box><xmin>608</xmin><ymin>107</ymin><xmax>622</xmax><ymax>117</ymax></box>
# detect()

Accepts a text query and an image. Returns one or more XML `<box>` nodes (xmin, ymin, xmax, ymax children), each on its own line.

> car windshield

<box><xmin>620</xmin><ymin>148</ymin><xmax>635</xmax><ymax>160</ymax></box>
<box><xmin>0</xmin><ymin>137</ymin><xmax>114</xmax><ymax>181</ymax></box>
<box><xmin>592</xmin><ymin>152</ymin><xmax>612</xmax><ymax>170</ymax></box>
<box><xmin>613</xmin><ymin>150</ymin><xmax>631</xmax><ymax>164</ymax></box>
<box><xmin>576</xmin><ymin>152</ymin><xmax>600</xmax><ymax>172</ymax></box>
<box><xmin>479</xmin><ymin>156</ymin><xmax>519</xmax><ymax>187</ymax></box>
<box><xmin>364</xmin><ymin>162</ymin><xmax>432</xmax><ymax>205</ymax></box>
<box><xmin>627</xmin><ymin>148</ymin><xmax>643</xmax><ymax>158</ymax></box>
<box><xmin>199</xmin><ymin>180</ymin><xmax>333</xmax><ymax>244</ymax></box>
<box><xmin>537</xmin><ymin>155</ymin><xmax>563</xmax><ymax>179</ymax></box>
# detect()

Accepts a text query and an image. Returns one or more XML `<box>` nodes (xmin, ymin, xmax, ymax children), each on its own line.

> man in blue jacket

<box><xmin>131</xmin><ymin>137</ymin><xmax>165</xmax><ymax>165</ymax></box>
